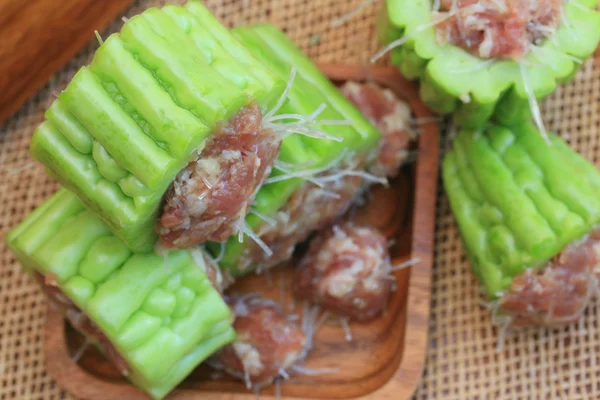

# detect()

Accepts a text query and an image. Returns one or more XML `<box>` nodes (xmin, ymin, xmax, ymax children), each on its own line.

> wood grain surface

<box><xmin>0</xmin><ymin>0</ymin><xmax>133</xmax><ymax>124</ymax></box>
<box><xmin>44</xmin><ymin>65</ymin><xmax>439</xmax><ymax>400</ymax></box>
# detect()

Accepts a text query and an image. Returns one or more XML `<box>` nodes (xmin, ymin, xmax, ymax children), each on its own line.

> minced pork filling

<box><xmin>434</xmin><ymin>0</ymin><xmax>564</xmax><ymax>60</ymax></box>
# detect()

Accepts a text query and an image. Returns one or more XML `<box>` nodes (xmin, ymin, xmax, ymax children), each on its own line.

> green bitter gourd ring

<box><xmin>6</xmin><ymin>189</ymin><xmax>235</xmax><ymax>400</ymax></box>
<box><xmin>30</xmin><ymin>1</ymin><xmax>291</xmax><ymax>252</ymax></box>
<box><xmin>378</xmin><ymin>0</ymin><xmax>600</xmax><ymax>130</ymax></box>
<box><xmin>211</xmin><ymin>24</ymin><xmax>382</xmax><ymax>276</ymax></box>
<box><xmin>443</xmin><ymin>123</ymin><xmax>600</xmax><ymax>300</ymax></box>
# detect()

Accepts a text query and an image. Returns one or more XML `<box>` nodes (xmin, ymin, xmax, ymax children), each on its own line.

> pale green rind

<box><xmin>212</xmin><ymin>24</ymin><xmax>382</xmax><ymax>275</ymax></box>
<box><xmin>6</xmin><ymin>189</ymin><xmax>234</xmax><ymax>399</ymax></box>
<box><xmin>443</xmin><ymin>123</ymin><xmax>600</xmax><ymax>297</ymax></box>
<box><xmin>29</xmin><ymin>2</ymin><xmax>285</xmax><ymax>251</ymax></box>
<box><xmin>383</xmin><ymin>0</ymin><xmax>600</xmax><ymax>127</ymax></box>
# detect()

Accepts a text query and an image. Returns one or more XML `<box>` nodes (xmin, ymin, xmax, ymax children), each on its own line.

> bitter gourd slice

<box><xmin>6</xmin><ymin>189</ymin><xmax>235</xmax><ymax>400</ymax></box>
<box><xmin>30</xmin><ymin>1</ymin><xmax>285</xmax><ymax>252</ymax></box>
<box><xmin>207</xmin><ymin>24</ymin><xmax>382</xmax><ymax>275</ymax></box>
<box><xmin>443</xmin><ymin>123</ymin><xmax>600</xmax><ymax>298</ymax></box>
<box><xmin>379</xmin><ymin>0</ymin><xmax>600</xmax><ymax>129</ymax></box>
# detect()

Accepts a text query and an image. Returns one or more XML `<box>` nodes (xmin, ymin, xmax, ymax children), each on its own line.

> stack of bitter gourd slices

<box><xmin>379</xmin><ymin>0</ymin><xmax>600</xmax><ymax>329</ymax></box>
<box><xmin>7</xmin><ymin>2</ymin><xmax>384</xmax><ymax>398</ymax></box>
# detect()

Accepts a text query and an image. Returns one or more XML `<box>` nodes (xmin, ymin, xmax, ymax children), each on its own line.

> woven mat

<box><xmin>1</xmin><ymin>1</ymin><xmax>599</xmax><ymax>399</ymax></box>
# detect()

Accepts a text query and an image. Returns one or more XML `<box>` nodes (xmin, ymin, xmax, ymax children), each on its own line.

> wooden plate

<box><xmin>44</xmin><ymin>64</ymin><xmax>439</xmax><ymax>400</ymax></box>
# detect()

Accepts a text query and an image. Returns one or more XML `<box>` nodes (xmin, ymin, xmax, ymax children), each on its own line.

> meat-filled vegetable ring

<box><xmin>209</xmin><ymin>24</ymin><xmax>384</xmax><ymax>275</ymax></box>
<box><xmin>30</xmin><ymin>1</ymin><xmax>293</xmax><ymax>252</ymax></box>
<box><xmin>6</xmin><ymin>190</ymin><xmax>235</xmax><ymax>400</ymax></box>
<box><xmin>443</xmin><ymin>123</ymin><xmax>600</xmax><ymax>329</ymax></box>
<box><xmin>377</xmin><ymin>0</ymin><xmax>600</xmax><ymax>130</ymax></box>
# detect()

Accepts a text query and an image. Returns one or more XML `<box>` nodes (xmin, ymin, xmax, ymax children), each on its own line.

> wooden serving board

<box><xmin>0</xmin><ymin>0</ymin><xmax>133</xmax><ymax>124</ymax></box>
<box><xmin>44</xmin><ymin>65</ymin><xmax>439</xmax><ymax>400</ymax></box>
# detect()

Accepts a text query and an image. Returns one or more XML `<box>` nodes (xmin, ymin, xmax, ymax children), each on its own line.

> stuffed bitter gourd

<box><xmin>30</xmin><ymin>1</ymin><xmax>285</xmax><ymax>252</ymax></box>
<box><xmin>379</xmin><ymin>0</ymin><xmax>600</xmax><ymax>129</ymax></box>
<box><xmin>443</xmin><ymin>123</ymin><xmax>600</xmax><ymax>327</ymax></box>
<box><xmin>6</xmin><ymin>189</ymin><xmax>235</xmax><ymax>399</ymax></box>
<box><xmin>206</xmin><ymin>24</ymin><xmax>382</xmax><ymax>275</ymax></box>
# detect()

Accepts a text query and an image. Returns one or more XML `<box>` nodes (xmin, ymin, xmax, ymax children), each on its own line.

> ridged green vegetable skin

<box><xmin>6</xmin><ymin>190</ymin><xmax>235</xmax><ymax>400</ymax></box>
<box><xmin>380</xmin><ymin>0</ymin><xmax>600</xmax><ymax>128</ymax></box>
<box><xmin>443</xmin><ymin>123</ymin><xmax>600</xmax><ymax>298</ymax></box>
<box><xmin>209</xmin><ymin>24</ymin><xmax>382</xmax><ymax>274</ymax></box>
<box><xmin>30</xmin><ymin>1</ymin><xmax>285</xmax><ymax>252</ymax></box>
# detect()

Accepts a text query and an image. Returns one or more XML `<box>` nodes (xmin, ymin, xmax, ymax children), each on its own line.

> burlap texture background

<box><xmin>0</xmin><ymin>0</ymin><xmax>599</xmax><ymax>399</ymax></box>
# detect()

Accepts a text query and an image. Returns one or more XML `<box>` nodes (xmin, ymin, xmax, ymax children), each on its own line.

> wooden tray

<box><xmin>44</xmin><ymin>65</ymin><xmax>439</xmax><ymax>400</ymax></box>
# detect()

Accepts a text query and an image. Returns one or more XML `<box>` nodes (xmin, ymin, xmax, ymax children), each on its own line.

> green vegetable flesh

<box><xmin>443</xmin><ymin>123</ymin><xmax>600</xmax><ymax>298</ymax></box>
<box><xmin>6</xmin><ymin>190</ymin><xmax>235</xmax><ymax>400</ymax></box>
<box><xmin>29</xmin><ymin>1</ymin><xmax>284</xmax><ymax>251</ymax></box>
<box><xmin>207</xmin><ymin>24</ymin><xmax>381</xmax><ymax>275</ymax></box>
<box><xmin>381</xmin><ymin>0</ymin><xmax>600</xmax><ymax>128</ymax></box>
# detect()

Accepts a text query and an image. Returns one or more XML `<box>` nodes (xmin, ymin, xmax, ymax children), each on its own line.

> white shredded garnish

<box><xmin>214</xmin><ymin>242</ymin><xmax>226</xmax><ymax>264</ymax></box>
<box><xmin>275</xmin><ymin>379</ymin><xmax>282</xmax><ymax>400</ymax></box>
<box><xmin>121</xmin><ymin>16</ymin><xmax>129</xmax><ymax>23</ymax></box>
<box><xmin>482</xmin><ymin>295</ymin><xmax>513</xmax><ymax>353</ymax></box>
<box><xmin>202</xmin><ymin>176</ymin><xmax>214</xmax><ymax>190</ymax></box>
<box><xmin>410</xmin><ymin>116</ymin><xmax>442</xmax><ymax>127</ymax></box>
<box><xmin>94</xmin><ymin>30</ymin><xmax>104</xmax><ymax>45</ymax></box>
<box><xmin>267</xmin><ymin>151</ymin><xmax>347</xmax><ymax>187</ymax></box>
<box><xmin>459</xmin><ymin>93</ymin><xmax>471</xmax><ymax>103</ymax></box>
<box><xmin>331</xmin><ymin>0</ymin><xmax>379</xmax><ymax>28</ymax></box>
<box><xmin>71</xmin><ymin>338</ymin><xmax>90</xmax><ymax>363</ymax></box>
<box><xmin>5</xmin><ymin>162</ymin><xmax>36</xmax><ymax>175</ymax></box>
<box><xmin>265</xmin><ymin>67</ymin><xmax>297</xmax><ymax>119</ymax></box>
<box><xmin>301</xmin><ymin>303</ymin><xmax>325</xmax><ymax>355</ymax></box>
<box><xmin>278</xmin><ymin>368</ymin><xmax>290</xmax><ymax>380</ymax></box>
<box><xmin>263</xmin><ymin>105</ymin><xmax>347</xmax><ymax>143</ymax></box>
<box><xmin>519</xmin><ymin>61</ymin><xmax>551</xmax><ymax>145</ymax></box>
<box><xmin>290</xmin><ymin>364</ymin><xmax>340</xmax><ymax>376</ymax></box>
<box><xmin>268</xmin><ymin>150</ymin><xmax>387</xmax><ymax>188</ymax></box>
<box><xmin>371</xmin><ymin>11</ymin><xmax>456</xmax><ymax>63</ymax></box>
<box><xmin>570</xmin><ymin>0</ymin><xmax>588</xmax><ymax>11</ymax></box>
<box><xmin>318</xmin><ymin>190</ymin><xmax>343</xmax><ymax>200</ymax></box>
<box><xmin>316</xmin><ymin>168</ymin><xmax>388</xmax><ymax>187</ymax></box>
<box><xmin>262</xmin><ymin>67</ymin><xmax>347</xmax><ymax>143</ymax></box>
<box><xmin>340</xmin><ymin>316</ymin><xmax>353</xmax><ymax>342</ymax></box>
<box><xmin>250</xmin><ymin>208</ymin><xmax>277</xmax><ymax>226</ymax></box>
<box><xmin>244</xmin><ymin>364</ymin><xmax>252</xmax><ymax>390</ymax></box>
<box><xmin>530</xmin><ymin>44</ymin><xmax>582</xmax><ymax>69</ymax></box>
<box><xmin>389</xmin><ymin>257</ymin><xmax>421</xmax><ymax>272</ymax></box>
<box><xmin>274</xmin><ymin>159</ymin><xmax>315</xmax><ymax>170</ymax></box>
<box><xmin>560</xmin><ymin>5</ymin><xmax>578</xmax><ymax>39</ymax></box>
<box><xmin>494</xmin><ymin>315</ymin><xmax>513</xmax><ymax>353</ymax></box>
<box><xmin>447</xmin><ymin>59</ymin><xmax>495</xmax><ymax>73</ymax></box>
<box><xmin>237</xmin><ymin>218</ymin><xmax>273</xmax><ymax>257</ymax></box>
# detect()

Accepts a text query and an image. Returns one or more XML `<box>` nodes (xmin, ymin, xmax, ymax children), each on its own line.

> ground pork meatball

<box><xmin>212</xmin><ymin>295</ymin><xmax>307</xmax><ymax>388</ymax></box>
<box><xmin>293</xmin><ymin>224</ymin><xmax>393</xmax><ymax>321</ymax></box>
<box><xmin>158</xmin><ymin>103</ymin><xmax>281</xmax><ymax>249</ymax></box>
<box><xmin>341</xmin><ymin>81</ymin><xmax>415</xmax><ymax>178</ymax></box>
<box><xmin>435</xmin><ymin>0</ymin><xmax>564</xmax><ymax>60</ymax></box>
<box><xmin>235</xmin><ymin>158</ymin><xmax>368</xmax><ymax>274</ymax></box>
<box><xmin>497</xmin><ymin>227</ymin><xmax>600</xmax><ymax>327</ymax></box>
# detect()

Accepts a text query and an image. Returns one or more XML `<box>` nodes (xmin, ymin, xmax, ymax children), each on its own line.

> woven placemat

<box><xmin>0</xmin><ymin>1</ymin><xmax>599</xmax><ymax>399</ymax></box>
